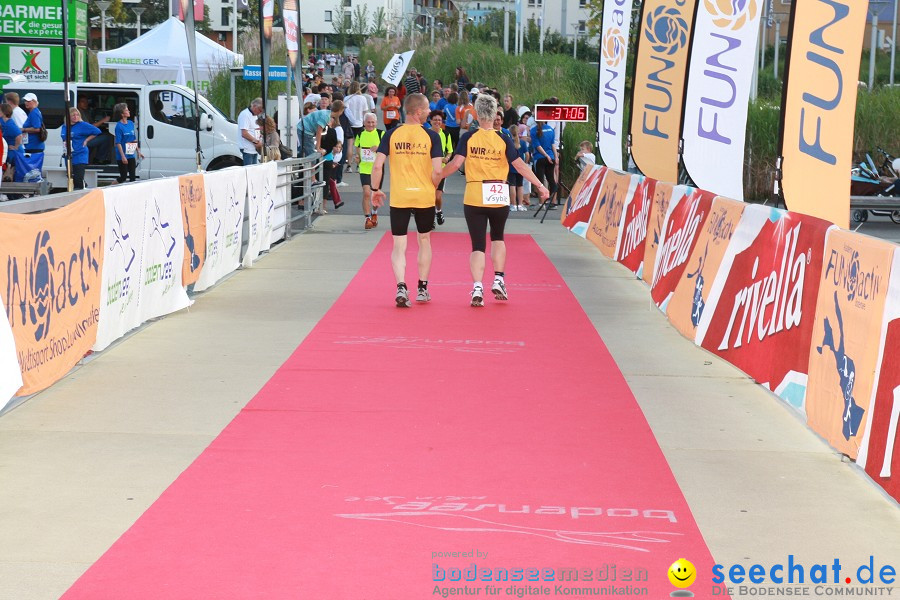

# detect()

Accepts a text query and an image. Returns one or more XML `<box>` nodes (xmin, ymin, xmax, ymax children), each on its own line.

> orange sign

<box><xmin>641</xmin><ymin>180</ymin><xmax>676</xmax><ymax>286</ymax></box>
<box><xmin>630</xmin><ymin>0</ymin><xmax>697</xmax><ymax>183</ymax></box>
<box><xmin>179</xmin><ymin>174</ymin><xmax>207</xmax><ymax>286</ymax></box>
<box><xmin>667</xmin><ymin>197</ymin><xmax>745</xmax><ymax>341</ymax></box>
<box><xmin>806</xmin><ymin>229</ymin><xmax>894</xmax><ymax>459</ymax></box>
<box><xmin>0</xmin><ymin>190</ymin><xmax>105</xmax><ymax>396</ymax></box>
<box><xmin>779</xmin><ymin>0</ymin><xmax>866</xmax><ymax>229</ymax></box>
<box><xmin>585</xmin><ymin>170</ymin><xmax>637</xmax><ymax>258</ymax></box>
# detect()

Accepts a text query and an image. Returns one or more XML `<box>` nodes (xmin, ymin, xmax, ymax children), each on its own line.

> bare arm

<box><xmin>370</xmin><ymin>153</ymin><xmax>387</xmax><ymax>207</ymax></box>
<box><xmin>431</xmin><ymin>156</ymin><xmax>443</xmax><ymax>188</ymax></box>
<box><xmin>440</xmin><ymin>154</ymin><xmax>465</xmax><ymax>179</ymax></box>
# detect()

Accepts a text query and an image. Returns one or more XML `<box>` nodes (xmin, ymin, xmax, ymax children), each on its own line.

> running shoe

<box><xmin>365</xmin><ymin>217</ymin><xmax>375</xmax><ymax>230</ymax></box>
<box><xmin>396</xmin><ymin>285</ymin><xmax>411</xmax><ymax>308</ymax></box>
<box><xmin>436</xmin><ymin>211</ymin><xmax>445</xmax><ymax>225</ymax></box>
<box><xmin>470</xmin><ymin>285</ymin><xmax>484</xmax><ymax>307</ymax></box>
<box><xmin>416</xmin><ymin>287</ymin><xmax>431</xmax><ymax>302</ymax></box>
<box><xmin>491</xmin><ymin>279</ymin><xmax>508</xmax><ymax>301</ymax></box>
<box><xmin>336</xmin><ymin>182</ymin><xmax>349</xmax><ymax>187</ymax></box>
<box><xmin>371</xmin><ymin>214</ymin><xmax>378</xmax><ymax>226</ymax></box>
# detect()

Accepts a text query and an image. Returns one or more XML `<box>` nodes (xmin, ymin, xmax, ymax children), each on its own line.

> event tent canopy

<box><xmin>98</xmin><ymin>17</ymin><xmax>243</xmax><ymax>84</ymax></box>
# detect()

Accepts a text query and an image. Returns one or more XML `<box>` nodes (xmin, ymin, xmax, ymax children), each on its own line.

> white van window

<box><xmin>149</xmin><ymin>90</ymin><xmax>205</xmax><ymax>131</ymax></box>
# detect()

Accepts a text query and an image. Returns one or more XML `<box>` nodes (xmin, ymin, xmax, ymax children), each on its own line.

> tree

<box><xmin>584</xmin><ymin>0</ymin><xmax>603</xmax><ymax>38</ymax></box>
<box><xmin>371</xmin><ymin>7</ymin><xmax>387</xmax><ymax>37</ymax></box>
<box><xmin>349</xmin><ymin>4</ymin><xmax>370</xmax><ymax>46</ymax></box>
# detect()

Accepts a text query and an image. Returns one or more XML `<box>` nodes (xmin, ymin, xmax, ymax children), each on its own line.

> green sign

<box><xmin>0</xmin><ymin>42</ymin><xmax>87</xmax><ymax>82</ymax></box>
<box><xmin>0</xmin><ymin>0</ymin><xmax>88</xmax><ymax>42</ymax></box>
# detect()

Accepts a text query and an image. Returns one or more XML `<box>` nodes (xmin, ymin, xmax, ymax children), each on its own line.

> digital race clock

<box><xmin>533</xmin><ymin>104</ymin><xmax>589</xmax><ymax>122</ymax></box>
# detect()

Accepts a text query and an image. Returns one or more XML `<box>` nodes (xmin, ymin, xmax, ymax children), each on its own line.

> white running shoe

<box><xmin>491</xmin><ymin>279</ymin><xmax>508</xmax><ymax>301</ymax></box>
<box><xmin>396</xmin><ymin>285</ymin><xmax>411</xmax><ymax>308</ymax></box>
<box><xmin>416</xmin><ymin>287</ymin><xmax>431</xmax><ymax>302</ymax></box>
<box><xmin>470</xmin><ymin>285</ymin><xmax>484</xmax><ymax>307</ymax></box>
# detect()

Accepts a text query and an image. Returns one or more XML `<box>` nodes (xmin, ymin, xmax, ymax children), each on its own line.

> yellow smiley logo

<box><xmin>668</xmin><ymin>558</ymin><xmax>697</xmax><ymax>588</ymax></box>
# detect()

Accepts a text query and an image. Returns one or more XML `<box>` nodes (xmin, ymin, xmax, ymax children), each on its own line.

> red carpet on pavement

<box><xmin>64</xmin><ymin>233</ymin><xmax>724</xmax><ymax>599</ymax></box>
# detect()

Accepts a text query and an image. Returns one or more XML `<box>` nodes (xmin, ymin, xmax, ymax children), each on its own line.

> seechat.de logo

<box><xmin>705</xmin><ymin>0</ymin><xmax>758</xmax><ymax>31</ymax></box>
<box><xmin>644</xmin><ymin>5</ymin><xmax>690</xmax><ymax>55</ymax></box>
<box><xmin>603</xmin><ymin>27</ymin><xmax>627</xmax><ymax>67</ymax></box>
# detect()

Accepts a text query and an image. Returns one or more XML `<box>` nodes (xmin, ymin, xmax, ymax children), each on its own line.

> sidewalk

<box><xmin>0</xmin><ymin>182</ymin><xmax>898</xmax><ymax>598</ymax></box>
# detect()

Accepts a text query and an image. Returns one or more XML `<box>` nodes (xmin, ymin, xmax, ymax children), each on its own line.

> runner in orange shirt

<box><xmin>381</xmin><ymin>86</ymin><xmax>402</xmax><ymax>131</ymax></box>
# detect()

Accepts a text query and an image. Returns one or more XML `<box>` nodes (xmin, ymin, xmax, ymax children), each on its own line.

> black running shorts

<box><xmin>464</xmin><ymin>204</ymin><xmax>510</xmax><ymax>252</ymax></box>
<box><xmin>390</xmin><ymin>206</ymin><xmax>437</xmax><ymax>235</ymax></box>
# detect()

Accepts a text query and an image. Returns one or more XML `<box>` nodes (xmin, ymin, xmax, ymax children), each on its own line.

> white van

<box><xmin>5</xmin><ymin>82</ymin><xmax>243</xmax><ymax>184</ymax></box>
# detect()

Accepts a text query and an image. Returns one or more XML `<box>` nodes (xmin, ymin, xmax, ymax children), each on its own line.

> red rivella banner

<box><xmin>806</xmin><ymin>229</ymin><xmax>893</xmax><ymax>459</ymax></box>
<box><xmin>585</xmin><ymin>170</ymin><xmax>639</xmax><ymax>259</ymax></box>
<box><xmin>562</xmin><ymin>165</ymin><xmax>607</xmax><ymax>236</ymax></box>
<box><xmin>696</xmin><ymin>205</ymin><xmax>833</xmax><ymax>407</ymax></box>
<box><xmin>616</xmin><ymin>176</ymin><xmax>652</xmax><ymax>276</ymax></box>
<box><xmin>641</xmin><ymin>180</ymin><xmax>676</xmax><ymax>286</ymax></box>
<box><xmin>649</xmin><ymin>188</ymin><xmax>715</xmax><ymax>308</ymax></box>
<box><xmin>667</xmin><ymin>197</ymin><xmax>745</xmax><ymax>341</ymax></box>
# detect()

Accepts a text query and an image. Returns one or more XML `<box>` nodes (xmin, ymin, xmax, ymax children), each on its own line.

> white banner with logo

<box><xmin>681</xmin><ymin>0</ymin><xmax>761</xmax><ymax>200</ymax></box>
<box><xmin>141</xmin><ymin>178</ymin><xmax>191</xmax><ymax>322</ymax></box>
<box><xmin>195</xmin><ymin>168</ymin><xmax>247</xmax><ymax>292</ymax></box>
<box><xmin>597</xmin><ymin>0</ymin><xmax>634</xmax><ymax>170</ymax></box>
<box><xmin>270</xmin><ymin>161</ymin><xmax>289</xmax><ymax>246</ymax></box>
<box><xmin>0</xmin><ymin>296</ymin><xmax>22</xmax><ymax>411</ymax></box>
<box><xmin>93</xmin><ymin>184</ymin><xmax>148</xmax><ymax>352</ymax></box>
<box><xmin>242</xmin><ymin>161</ymin><xmax>277</xmax><ymax>268</ymax></box>
<box><xmin>381</xmin><ymin>50</ymin><xmax>415</xmax><ymax>87</ymax></box>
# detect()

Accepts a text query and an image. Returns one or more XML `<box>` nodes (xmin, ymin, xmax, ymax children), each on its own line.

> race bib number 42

<box><xmin>482</xmin><ymin>181</ymin><xmax>510</xmax><ymax>206</ymax></box>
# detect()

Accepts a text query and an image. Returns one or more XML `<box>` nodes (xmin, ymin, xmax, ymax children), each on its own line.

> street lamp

<box><xmin>131</xmin><ymin>6</ymin><xmax>145</xmax><ymax>38</ymax></box>
<box><xmin>96</xmin><ymin>0</ymin><xmax>111</xmax><ymax>52</ymax></box>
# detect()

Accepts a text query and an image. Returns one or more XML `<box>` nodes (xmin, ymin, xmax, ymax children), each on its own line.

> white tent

<box><xmin>97</xmin><ymin>17</ymin><xmax>243</xmax><ymax>91</ymax></box>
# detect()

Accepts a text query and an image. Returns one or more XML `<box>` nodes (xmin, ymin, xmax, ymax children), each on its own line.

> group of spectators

<box><xmin>0</xmin><ymin>91</ymin><xmax>45</xmax><ymax>189</ymax></box>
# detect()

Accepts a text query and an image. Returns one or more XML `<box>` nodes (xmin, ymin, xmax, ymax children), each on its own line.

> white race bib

<box><xmin>482</xmin><ymin>181</ymin><xmax>510</xmax><ymax>206</ymax></box>
<box><xmin>385</xmin><ymin>110</ymin><xmax>397</xmax><ymax>120</ymax></box>
<box><xmin>361</xmin><ymin>147</ymin><xmax>376</xmax><ymax>162</ymax></box>
<box><xmin>125</xmin><ymin>142</ymin><xmax>138</xmax><ymax>155</ymax></box>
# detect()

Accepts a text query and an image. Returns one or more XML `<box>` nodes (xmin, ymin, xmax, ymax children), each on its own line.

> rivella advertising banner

<box><xmin>0</xmin><ymin>190</ymin><xmax>104</xmax><ymax>396</ymax></box>
<box><xmin>141</xmin><ymin>179</ymin><xmax>191</xmax><ymax>324</ymax></box>
<box><xmin>0</xmin><ymin>294</ymin><xmax>22</xmax><ymax>410</ymax></box>
<box><xmin>617</xmin><ymin>176</ymin><xmax>652</xmax><ymax>276</ymax></box>
<box><xmin>94</xmin><ymin>184</ymin><xmax>147</xmax><ymax>352</ymax></box>
<box><xmin>242</xmin><ymin>161</ymin><xmax>277</xmax><ymax>268</ymax></box>
<box><xmin>562</xmin><ymin>163</ymin><xmax>601</xmax><ymax>226</ymax></box>
<box><xmin>585</xmin><ymin>170</ymin><xmax>639</xmax><ymax>259</ymax></box>
<box><xmin>641</xmin><ymin>180</ymin><xmax>676</xmax><ymax>286</ymax></box>
<box><xmin>650</xmin><ymin>187</ymin><xmax>715</xmax><ymax>310</ymax></box>
<box><xmin>630</xmin><ymin>0</ymin><xmax>697</xmax><ymax>183</ymax></box>
<box><xmin>562</xmin><ymin>165</ymin><xmax>607</xmax><ymax>237</ymax></box>
<box><xmin>681</xmin><ymin>0</ymin><xmax>761</xmax><ymax>200</ymax></box>
<box><xmin>858</xmin><ymin>249</ymin><xmax>900</xmax><ymax>503</ymax></box>
<box><xmin>696</xmin><ymin>205</ymin><xmax>833</xmax><ymax>408</ymax></box>
<box><xmin>667</xmin><ymin>197</ymin><xmax>745</xmax><ymax>341</ymax></box>
<box><xmin>778</xmin><ymin>0</ymin><xmax>866</xmax><ymax>229</ymax></box>
<box><xmin>597</xmin><ymin>0</ymin><xmax>634</xmax><ymax>170</ymax></box>
<box><xmin>195</xmin><ymin>168</ymin><xmax>247</xmax><ymax>293</ymax></box>
<box><xmin>179</xmin><ymin>173</ymin><xmax>207</xmax><ymax>287</ymax></box>
<box><xmin>806</xmin><ymin>229</ymin><xmax>893</xmax><ymax>460</ymax></box>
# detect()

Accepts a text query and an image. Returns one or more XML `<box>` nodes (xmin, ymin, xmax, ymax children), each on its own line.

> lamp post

<box><xmin>131</xmin><ymin>6</ymin><xmax>145</xmax><ymax>38</ymax></box>
<box><xmin>96</xmin><ymin>0</ymin><xmax>111</xmax><ymax>52</ymax></box>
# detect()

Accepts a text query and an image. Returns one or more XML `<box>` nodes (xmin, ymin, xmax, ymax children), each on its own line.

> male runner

<box><xmin>370</xmin><ymin>93</ymin><xmax>443</xmax><ymax>307</ymax></box>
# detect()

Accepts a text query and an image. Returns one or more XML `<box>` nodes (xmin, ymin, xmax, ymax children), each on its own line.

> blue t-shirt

<box><xmin>517</xmin><ymin>140</ymin><xmax>529</xmax><ymax>161</ymax></box>
<box><xmin>297</xmin><ymin>109</ymin><xmax>332</xmax><ymax>144</ymax></box>
<box><xmin>436</xmin><ymin>98</ymin><xmax>448</xmax><ymax>112</ymax></box>
<box><xmin>2</xmin><ymin>118</ymin><xmax>24</xmax><ymax>157</ymax></box>
<box><xmin>443</xmin><ymin>103</ymin><xmax>458</xmax><ymax>128</ymax></box>
<box><xmin>61</xmin><ymin>121</ymin><xmax>102</xmax><ymax>165</ymax></box>
<box><xmin>530</xmin><ymin>124</ymin><xmax>556</xmax><ymax>163</ymax></box>
<box><xmin>114</xmin><ymin>119</ymin><xmax>138</xmax><ymax>159</ymax></box>
<box><xmin>22</xmin><ymin>107</ymin><xmax>44</xmax><ymax>152</ymax></box>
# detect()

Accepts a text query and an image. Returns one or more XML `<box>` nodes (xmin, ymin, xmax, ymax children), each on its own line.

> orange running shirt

<box><xmin>377</xmin><ymin>124</ymin><xmax>443</xmax><ymax>208</ymax></box>
<box><xmin>456</xmin><ymin>129</ymin><xmax>518</xmax><ymax>207</ymax></box>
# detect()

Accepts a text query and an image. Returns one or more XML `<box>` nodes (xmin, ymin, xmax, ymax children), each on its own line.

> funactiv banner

<box><xmin>666</xmin><ymin>196</ymin><xmax>745</xmax><ymax>340</ymax></box>
<box><xmin>195</xmin><ymin>168</ymin><xmax>247</xmax><ymax>293</ymax></box>
<box><xmin>681</xmin><ymin>0</ymin><xmax>762</xmax><ymax>200</ymax></box>
<box><xmin>94</xmin><ymin>184</ymin><xmax>147</xmax><ymax>352</ymax></box>
<box><xmin>805</xmin><ymin>228</ymin><xmax>893</xmax><ymax>459</ymax></box>
<box><xmin>641</xmin><ymin>180</ymin><xmax>677</xmax><ymax>286</ymax></box>
<box><xmin>696</xmin><ymin>205</ymin><xmax>833</xmax><ymax>408</ymax></box>
<box><xmin>562</xmin><ymin>165</ymin><xmax>608</xmax><ymax>237</ymax></box>
<box><xmin>778</xmin><ymin>0</ymin><xmax>866</xmax><ymax>228</ymax></box>
<box><xmin>141</xmin><ymin>179</ymin><xmax>191</xmax><ymax>323</ymax></box>
<box><xmin>857</xmin><ymin>249</ymin><xmax>900</xmax><ymax>503</ymax></box>
<box><xmin>630</xmin><ymin>0</ymin><xmax>698</xmax><ymax>183</ymax></box>
<box><xmin>270</xmin><ymin>162</ymin><xmax>289</xmax><ymax>245</ymax></box>
<box><xmin>585</xmin><ymin>169</ymin><xmax>639</xmax><ymax>259</ymax></box>
<box><xmin>0</xmin><ymin>294</ymin><xmax>22</xmax><ymax>410</ymax></box>
<box><xmin>0</xmin><ymin>190</ymin><xmax>104</xmax><ymax>396</ymax></box>
<box><xmin>617</xmin><ymin>175</ymin><xmax>653</xmax><ymax>276</ymax></box>
<box><xmin>242</xmin><ymin>161</ymin><xmax>277</xmax><ymax>267</ymax></box>
<box><xmin>650</xmin><ymin>187</ymin><xmax>715</xmax><ymax>309</ymax></box>
<box><xmin>597</xmin><ymin>0</ymin><xmax>635</xmax><ymax>170</ymax></box>
<box><xmin>179</xmin><ymin>173</ymin><xmax>207</xmax><ymax>286</ymax></box>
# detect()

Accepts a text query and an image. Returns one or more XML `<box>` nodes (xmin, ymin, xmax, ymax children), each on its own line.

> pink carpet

<box><xmin>64</xmin><ymin>233</ymin><xmax>723</xmax><ymax>599</ymax></box>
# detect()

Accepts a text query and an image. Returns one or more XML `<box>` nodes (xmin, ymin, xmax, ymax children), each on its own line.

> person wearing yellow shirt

<box><xmin>441</xmin><ymin>94</ymin><xmax>549</xmax><ymax>306</ymax></box>
<box><xmin>370</xmin><ymin>93</ymin><xmax>444</xmax><ymax>307</ymax></box>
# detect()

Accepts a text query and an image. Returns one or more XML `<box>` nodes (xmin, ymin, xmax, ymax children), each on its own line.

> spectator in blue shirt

<box><xmin>21</xmin><ymin>93</ymin><xmax>44</xmax><ymax>154</ymax></box>
<box><xmin>297</xmin><ymin>100</ymin><xmax>343</xmax><ymax>158</ymax></box>
<box><xmin>61</xmin><ymin>107</ymin><xmax>101</xmax><ymax>189</ymax></box>
<box><xmin>0</xmin><ymin>102</ymin><xmax>24</xmax><ymax>162</ymax></box>
<box><xmin>113</xmin><ymin>102</ymin><xmax>142</xmax><ymax>183</ymax></box>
